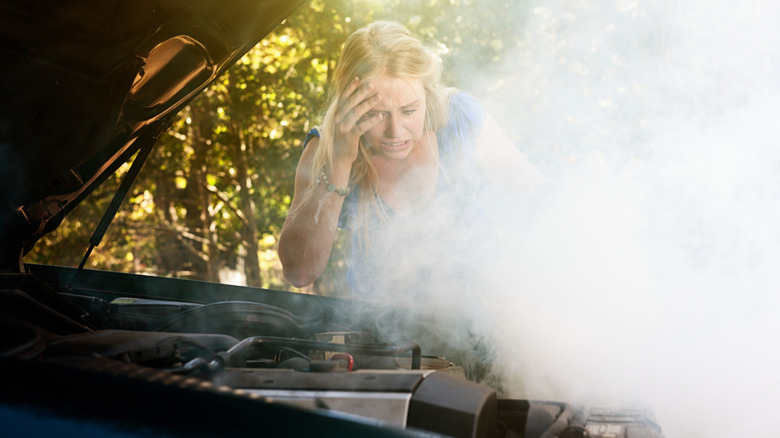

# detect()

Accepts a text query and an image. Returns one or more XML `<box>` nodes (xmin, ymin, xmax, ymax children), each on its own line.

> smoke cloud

<box><xmin>365</xmin><ymin>1</ymin><xmax>780</xmax><ymax>437</ymax></box>
<box><xmin>473</xmin><ymin>1</ymin><xmax>780</xmax><ymax>437</ymax></box>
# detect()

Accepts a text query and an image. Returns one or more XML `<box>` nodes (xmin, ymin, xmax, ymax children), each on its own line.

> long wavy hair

<box><xmin>301</xmin><ymin>21</ymin><xmax>455</xmax><ymax>242</ymax></box>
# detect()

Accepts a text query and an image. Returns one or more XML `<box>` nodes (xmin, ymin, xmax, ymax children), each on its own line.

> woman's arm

<box><xmin>278</xmin><ymin>77</ymin><xmax>383</xmax><ymax>287</ymax></box>
<box><xmin>278</xmin><ymin>136</ymin><xmax>351</xmax><ymax>287</ymax></box>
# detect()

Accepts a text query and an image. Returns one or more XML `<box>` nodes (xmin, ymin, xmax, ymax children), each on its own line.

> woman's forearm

<box><xmin>278</xmin><ymin>154</ymin><xmax>353</xmax><ymax>287</ymax></box>
<box><xmin>278</xmin><ymin>187</ymin><xmax>345</xmax><ymax>287</ymax></box>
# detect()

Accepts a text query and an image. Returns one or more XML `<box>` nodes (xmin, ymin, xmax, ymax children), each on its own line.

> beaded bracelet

<box><xmin>320</xmin><ymin>165</ymin><xmax>350</xmax><ymax>196</ymax></box>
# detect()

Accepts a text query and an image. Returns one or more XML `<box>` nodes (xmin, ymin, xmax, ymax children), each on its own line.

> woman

<box><xmin>278</xmin><ymin>21</ymin><xmax>541</xmax><ymax>299</ymax></box>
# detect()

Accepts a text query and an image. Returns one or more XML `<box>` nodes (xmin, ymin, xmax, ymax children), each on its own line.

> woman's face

<box><xmin>359</xmin><ymin>75</ymin><xmax>427</xmax><ymax>162</ymax></box>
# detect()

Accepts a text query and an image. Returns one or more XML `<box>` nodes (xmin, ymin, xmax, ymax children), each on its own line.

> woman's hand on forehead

<box><xmin>332</xmin><ymin>77</ymin><xmax>384</xmax><ymax>163</ymax></box>
<box><xmin>338</xmin><ymin>77</ymin><xmax>384</xmax><ymax>128</ymax></box>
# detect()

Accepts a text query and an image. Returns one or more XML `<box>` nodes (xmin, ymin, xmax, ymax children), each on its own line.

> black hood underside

<box><xmin>0</xmin><ymin>0</ymin><xmax>305</xmax><ymax>270</ymax></box>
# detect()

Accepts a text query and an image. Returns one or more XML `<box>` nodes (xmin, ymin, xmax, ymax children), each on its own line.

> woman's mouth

<box><xmin>381</xmin><ymin>140</ymin><xmax>409</xmax><ymax>151</ymax></box>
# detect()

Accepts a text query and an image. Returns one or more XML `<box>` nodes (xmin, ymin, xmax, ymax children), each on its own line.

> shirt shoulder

<box><xmin>303</xmin><ymin>127</ymin><xmax>320</xmax><ymax>149</ymax></box>
<box><xmin>438</xmin><ymin>92</ymin><xmax>487</xmax><ymax>166</ymax></box>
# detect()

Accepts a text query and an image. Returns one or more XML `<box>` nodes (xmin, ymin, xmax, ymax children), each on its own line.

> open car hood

<box><xmin>0</xmin><ymin>0</ymin><xmax>305</xmax><ymax>270</ymax></box>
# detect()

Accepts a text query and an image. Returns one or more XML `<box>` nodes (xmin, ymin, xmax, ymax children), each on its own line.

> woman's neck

<box><xmin>371</xmin><ymin>131</ymin><xmax>439</xmax><ymax>212</ymax></box>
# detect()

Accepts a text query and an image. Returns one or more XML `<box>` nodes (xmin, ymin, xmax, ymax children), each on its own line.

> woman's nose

<box><xmin>384</xmin><ymin>113</ymin><xmax>403</xmax><ymax>138</ymax></box>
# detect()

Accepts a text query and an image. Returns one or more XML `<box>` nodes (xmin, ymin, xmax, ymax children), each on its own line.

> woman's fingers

<box><xmin>341</xmin><ymin>76</ymin><xmax>360</xmax><ymax>100</ymax></box>
<box><xmin>331</xmin><ymin>77</ymin><xmax>384</xmax><ymax>162</ymax></box>
<box><xmin>335</xmin><ymin>77</ymin><xmax>363</xmax><ymax>120</ymax></box>
<box><xmin>336</xmin><ymin>77</ymin><xmax>381</xmax><ymax>128</ymax></box>
<box><xmin>354</xmin><ymin>103</ymin><xmax>384</xmax><ymax>133</ymax></box>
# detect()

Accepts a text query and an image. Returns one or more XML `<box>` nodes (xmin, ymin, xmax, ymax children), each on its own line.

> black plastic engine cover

<box><xmin>407</xmin><ymin>371</ymin><xmax>498</xmax><ymax>438</ymax></box>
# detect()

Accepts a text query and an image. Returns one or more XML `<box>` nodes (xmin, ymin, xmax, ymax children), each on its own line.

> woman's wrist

<box><xmin>319</xmin><ymin>164</ymin><xmax>350</xmax><ymax>196</ymax></box>
<box><xmin>319</xmin><ymin>160</ymin><xmax>352</xmax><ymax>195</ymax></box>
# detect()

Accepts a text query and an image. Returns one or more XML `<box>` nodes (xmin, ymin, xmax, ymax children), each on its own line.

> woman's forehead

<box><xmin>368</xmin><ymin>75</ymin><xmax>425</xmax><ymax>109</ymax></box>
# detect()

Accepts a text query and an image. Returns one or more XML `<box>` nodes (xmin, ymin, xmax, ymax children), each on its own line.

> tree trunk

<box><xmin>230</xmin><ymin>121</ymin><xmax>261</xmax><ymax>287</ymax></box>
<box><xmin>184</xmin><ymin>103</ymin><xmax>219</xmax><ymax>282</ymax></box>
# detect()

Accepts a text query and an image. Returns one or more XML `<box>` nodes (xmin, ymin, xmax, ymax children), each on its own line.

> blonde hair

<box><xmin>302</xmin><ymin>21</ymin><xmax>454</xmax><ymax>240</ymax></box>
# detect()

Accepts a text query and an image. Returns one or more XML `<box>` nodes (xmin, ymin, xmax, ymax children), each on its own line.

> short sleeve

<box><xmin>303</xmin><ymin>127</ymin><xmax>320</xmax><ymax>150</ymax></box>
<box><xmin>436</xmin><ymin>92</ymin><xmax>487</xmax><ymax>176</ymax></box>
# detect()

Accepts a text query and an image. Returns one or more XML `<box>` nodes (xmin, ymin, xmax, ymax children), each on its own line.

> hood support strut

<box><xmin>74</xmin><ymin>134</ymin><xmax>157</xmax><ymax>277</ymax></box>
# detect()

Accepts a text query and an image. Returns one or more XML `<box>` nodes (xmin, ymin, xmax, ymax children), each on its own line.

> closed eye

<box><xmin>401</xmin><ymin>100</ymin><xmax>422</xmax><ymax>114</ymax></box>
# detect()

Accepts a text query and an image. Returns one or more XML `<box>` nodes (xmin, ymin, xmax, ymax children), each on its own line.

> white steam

<box><xmin>473</xmin><ymin>1</ymin><xmax>780</xmax><ymax>437</ymax></box>
<box><xmin>368</xmin><ymin>1</ymin><xmax>780</xmax><ymax>437</ymax></box>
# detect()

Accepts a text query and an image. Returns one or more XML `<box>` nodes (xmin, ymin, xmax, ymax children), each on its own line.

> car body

<box><xmin>0</xmin><ymin>2</ymin><xmax>664</xmax><ymax>437</ymax></box>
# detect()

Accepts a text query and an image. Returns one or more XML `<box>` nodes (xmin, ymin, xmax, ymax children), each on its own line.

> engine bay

<box><xmin>0</xmin><ymin>267</ymin><xmax>664</xmax><ymax>438</ymax></box>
